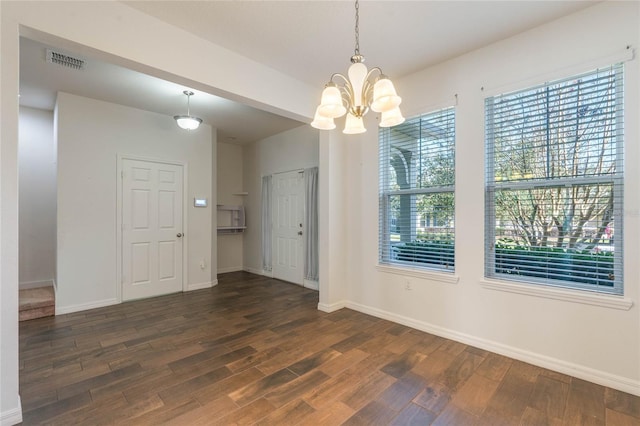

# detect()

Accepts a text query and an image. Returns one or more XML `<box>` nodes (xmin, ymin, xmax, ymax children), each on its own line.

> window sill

<box><xmin>376</xmin><ymin>264</ymin><xmax>459</xmax><ymax>285</ymax></box>
<box><xmin>480</xmin><ymin>279</ymin><xmax>633</xmax><ymax>310</ymax></box>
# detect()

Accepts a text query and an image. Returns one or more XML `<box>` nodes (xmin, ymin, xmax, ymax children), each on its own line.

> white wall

<box><xmin>0</xmin><ymin>2</ymin><xmax>22</xmax><ymax>423</ymax></box>
<box><xmin>18</xmin><ymin>107</ymin><xmax>56</xmax><ymax>289</ymax></box>
<box><xmin>217</xmin><ymin>142</ymin><xmax>244</xmax><ymax>273</ymax></box>
<box><xmin>55</xmin><ymin>92</ymin><xmax>214</xmax><ymax>313</ymax></box>
<box><xmin>242</xmin><ymin>125</ymin><xmax>318</xmax><ymax>274</ymax></box>
<box><xmin>324</xmin><ymin>1</ymin><xmax>640</xmax><ymax>396</ymax></box>
<box><xmin>0</xmin><ymin>1</ymin><xmax>312</xmax><ymax>423</ymax></box>
<box><xmin>318</xmin><ymin>130</ymin><xmax>350</xmax><ymax>309</ymax></box>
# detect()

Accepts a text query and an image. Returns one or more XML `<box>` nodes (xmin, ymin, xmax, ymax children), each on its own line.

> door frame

<box><xmin>116</xmin><ymin>154</ymin><xmax>189</xmax><ymax>303</ymax></box>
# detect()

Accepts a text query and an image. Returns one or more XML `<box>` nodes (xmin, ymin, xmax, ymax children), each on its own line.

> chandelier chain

<box><xmin>354</xmin><ymin>0</ymin><xmax>360</xmax><ymax>55</ymax></box>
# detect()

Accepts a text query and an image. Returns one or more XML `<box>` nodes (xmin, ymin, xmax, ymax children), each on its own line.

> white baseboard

<box><xmin>0</xmin><ymin>396</ymin><xmax>22</xmax><ymax>426</ymax></box>
<box><xmin>317</xmin><ymin>300</ymin><xmax>347</xmax><ymax>313</ymax></box>
<box><xmin>186</xmin><ymin>281</ymin><xmax>214</xmax><ymax>291</ymax></box>
<box><xmin>243</xmin><ymin>269</ymin><xmax>314</xmax><ymax>290</ymax></box>
<box><xmin>217</xmin><ymin>266</ymin><xmax>244</xmax><ymax>274</ymax></box>
<box><xmin>19</xmin><ymin>279</ymin><xmax>54</xmax><ymax>290</ymax></box>
<box><xmin>56</xmin><ymin>282</ymin><xmax>220</xmax><ymax>314</ymax></box>
<box><xmin>56</xmin><ymin>298</ymin><xmax>119</xmax><ymax>315</ymax></box>
<box><xmin>243</xmin><ymin>267</ymin><xmax>273</xmax><ymax>277</ymax></box>
<box><xmin>345</xmin><ymin>300</ymin><xmax>640</xmax><ymax>397</ymax></box>
<box><xmin>303</xmin><ymin>279</ymin><xmax>319</xmax><ymax>291</ymax></box>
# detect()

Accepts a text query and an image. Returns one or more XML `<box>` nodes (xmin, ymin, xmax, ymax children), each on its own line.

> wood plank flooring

<box><xmin>19</xmin><ymin>272</ymin><xmax>640</xmax><ymax>425</ymax></box>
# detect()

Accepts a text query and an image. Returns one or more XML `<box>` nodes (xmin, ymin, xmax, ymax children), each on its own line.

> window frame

<box><xmin>484</xmin><ymin>64</ymin><xmax>624</xmax><ymax>295</ymax></box>
<box><xmin>379</xmin><ymin>107</ymin><xmax>456</xmax><ymax>273</ymax></box>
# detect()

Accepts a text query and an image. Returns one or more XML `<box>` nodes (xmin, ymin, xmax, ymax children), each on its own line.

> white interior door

<box><xmin>122</xmin><ymin>159</ymin><xmax>183</xmax><ymax>301</ymax></box>
<box><xmin>272</xmin><ymin>170</ymin><xmax>304</xmax><ymax>285</ymax></box>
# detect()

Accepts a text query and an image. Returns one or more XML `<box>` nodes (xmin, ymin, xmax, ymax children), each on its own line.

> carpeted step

<box><xmin>19</xmin><ymin>286</ymin><xmax>55</xmax><ymax>321</ymax></box>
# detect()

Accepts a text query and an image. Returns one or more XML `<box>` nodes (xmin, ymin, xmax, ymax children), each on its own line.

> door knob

<box><xmin>177</xmin><ymin>233</ymin><xmax>183</xmax><ymax>238</ymax></box>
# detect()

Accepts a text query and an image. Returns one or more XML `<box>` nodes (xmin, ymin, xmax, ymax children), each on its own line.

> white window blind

<box><xmin>485</xmin><ymin>64</ymin><xmax>624</xmax><ymax>294</ymax></box>
<box><xmin>379</xmin><ymin>107</ymin><xmax>455</xmax><ymax>271</ymax></box>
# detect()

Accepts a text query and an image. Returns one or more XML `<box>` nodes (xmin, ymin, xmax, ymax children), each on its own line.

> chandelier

<box><xmin>311</xmin><ymin>0</ymin><xmax>404</xmax><ymax>134</ymax></box>
<box><xmin>174</xmin><ymin>90</ymin><xmax>202</xmax><ymax>131</ymax></box>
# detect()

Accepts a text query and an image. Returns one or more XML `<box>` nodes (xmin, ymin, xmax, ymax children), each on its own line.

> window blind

<box><xmin>485</xmin><ymin>63</ymin><xmax>624</xmax><ymax>294</ymax></box>
<box><xmin>379</xmin><ymin>107</ymin><xmax>456</xmax><ymax>271</ymax></box>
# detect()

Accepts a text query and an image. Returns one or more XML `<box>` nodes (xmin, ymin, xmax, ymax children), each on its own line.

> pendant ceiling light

<box><xmin>174</xmin><ymin>90</ymin><xmax>202</xmax><ymax>131</ymax></box>
<box><xmin>311</xmin><ymin>0</ymin><xmax>405</xmax><ymax>134</ymax></box>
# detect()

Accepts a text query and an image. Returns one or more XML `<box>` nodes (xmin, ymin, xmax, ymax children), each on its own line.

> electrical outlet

<box><xmin>199</xmin><ymin>259</ymin><xmax>206</xmax><ymax>270</ymax></box>
<box><xmin>404</xmin><ymin>280</ymin><xmax>412</xmax><ymax>290</ymax></box>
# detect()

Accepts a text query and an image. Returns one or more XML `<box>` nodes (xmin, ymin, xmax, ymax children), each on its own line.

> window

<box><xmin>485</xmin><ymin>64</ymin><xmax>624</xmax><ymax>294</ymax></box>
<box><xmin>379</xmin><ymin>107</ymin><xmax>455</xmax><ymax>271</ymax></box>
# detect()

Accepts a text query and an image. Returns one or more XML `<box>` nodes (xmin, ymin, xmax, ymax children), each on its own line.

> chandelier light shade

<box><xmin>174</xmin><ymin>90</ymin><xmax>202</xmax><ymax>131</ymax></box>
<box><xmin>311</xmin><ymin>0</ymin><xmax>404</xmax><ymax>134</ymax></box>
<box><xmin>379</xmin><ymin>107</ymin><xmax>406</xmax><ymax>128</ymax></box>
<box><xmin>343</xmin><ymin>113</ymin><xmax>366</xmax><ymax>134</ymax></box>
<box><xmin>311</xmin><ymin>107</ymin><xmax>337</xmax><ymax>130</ymax></box>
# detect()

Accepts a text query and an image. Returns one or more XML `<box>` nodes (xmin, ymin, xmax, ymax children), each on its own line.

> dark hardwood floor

<box><xmin>19</xmin><ymin>272</ymin><xmax>640</xmax><ymax>425</ymax></box>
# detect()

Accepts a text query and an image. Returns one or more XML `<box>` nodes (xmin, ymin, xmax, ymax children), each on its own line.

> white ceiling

<box><xmin>19</xmin><ymin>0</ymin><xmax>597</xmax><ymax>145</ymax></box>
<box><xmin>19</xmin><ymin>38</ymin><xmax>305</xmax><ymax>145</ymax></box>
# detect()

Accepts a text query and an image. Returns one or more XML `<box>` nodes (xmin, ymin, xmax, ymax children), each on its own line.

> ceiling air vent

<box><xmin>46</xmin><ymin>49</ymin><xmax>85</xmax><ymax>70</ymax></box>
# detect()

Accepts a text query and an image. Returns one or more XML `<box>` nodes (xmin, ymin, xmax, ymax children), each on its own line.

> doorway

<box><xmin>271</xmin><ymin>170</ymin><xmax>305</xmax><ymax>285</ymax></box>
<box><xmin>120</xmin><ymin>158</ymin><xmax>185</xmax><ymax>301</ymax></box>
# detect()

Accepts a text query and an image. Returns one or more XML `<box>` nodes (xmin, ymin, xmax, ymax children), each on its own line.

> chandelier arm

<box><xmin>359</xmin><ymin>68</ymin><xmax>382</xmax><ymax>107</ymax></box>
<box><xmin>366</xmin><ymin>67</ymin><xmax>384</xmax><ymax>81</ymax></box>
<box><xmin>341</xmin><ymin>93</ymin><xmax>351</xmax><ymax>106</ymax></box>
<box><xmin>330</xmin><ymin>73</ymin><xmax>355</xmax><ymax>107</ymax></box>
<box><xmin>362</xmin><ymin>80</ymin><xmax>375</xmax><ymax>105</ymax></box>
<box><xmin>330</xmin><ymin>73</ymin><xmax>350</xmax><ymax>85</ymax></box>
<box><xmin>354</xmin><ymin>68</ymin><xmax>383</xmax><ymax>107</ymax></box>
<box><xmin>340</xmin><ymin>85</ymin><xmax>355</xmax><ymax>107</ymax></box>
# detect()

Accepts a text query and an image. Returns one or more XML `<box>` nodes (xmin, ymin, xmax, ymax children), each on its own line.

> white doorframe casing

<box><xmin>116</xmin><ymin>154</ymin><xmax>189</xmax><ymax>302</ymax></box>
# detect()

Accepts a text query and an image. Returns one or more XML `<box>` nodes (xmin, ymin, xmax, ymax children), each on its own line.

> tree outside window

<box><xmin>485</xmin><ymin>64</ymin><xmax>624</xmax><ymax>293</ymax></box>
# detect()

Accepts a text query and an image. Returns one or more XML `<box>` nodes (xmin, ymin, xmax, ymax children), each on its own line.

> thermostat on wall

<box><xmin>194</xmin><ymin>198</ymin><xmax>208</xmax><ymax>207</ymax></box>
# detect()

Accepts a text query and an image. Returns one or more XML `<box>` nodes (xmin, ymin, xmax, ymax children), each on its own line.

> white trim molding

<box><xmin>303</xmin><ymin>279</ymin><xmax>319</xmax><ymax>291</ymax></box>
<box><xmin>0</xmin><ymin>396</ymin><xmax>22</xmax><ymax>426</ymax></box>
<box><xmin>243</xmin><ymin>267</ymin><xmax>273</xmax><ymax>278</ymax></box>
<box><xmin>376</xmin><ymin>264</ymin><xmax>459</xmax><ymax>285</ymax></box>
<box><xmin>217</xmin><ymin>266</ymin><xmax>244</xmax><ymax>274</ymax></box>
<box><xmin>18</xmin><ymin>279</ymin><xmax>54</xmax><ymax>290</ymax></box>
<box><xmin>481</xmin><ymin>279</ymin><xmax>634</xmax><ymax>310</ymax></box>
<box><xmin>186</xmin><ymin>281</ymin><xmax>214</xmax><ymax>291</ymax></box>
<box><xmin>345</xmin><ymin>300</ymin><xmax>640</xmax><ymax>397</ymax></box>
<box><xmin>317</xmin><ymin>300</ymin><xmax>347</xmax><ymax>313</ymax></box>
<box><xmin>243</xmin><ymin>267</ymin><xmax>260</xmax><ymax>275</ymax></box>
<box><xmin>55</xmin><ymin>298</ymin><xmax>119</xmax><ymax>315</ymax></box>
